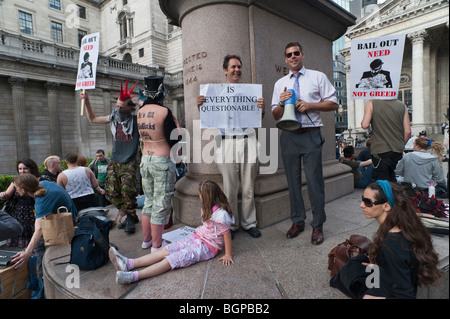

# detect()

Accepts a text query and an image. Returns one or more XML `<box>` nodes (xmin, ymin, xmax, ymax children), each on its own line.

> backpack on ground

<box><xmin>70</xmin><ymin>215</ymin><xmax>113</xmax><ymax>270</ymax></box>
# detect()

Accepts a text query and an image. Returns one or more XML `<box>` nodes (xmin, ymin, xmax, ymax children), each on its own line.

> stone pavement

<box><xmin>42</xmin><ymin>188</ymin><xmax>449</xmax><ymax>300</ymax></box>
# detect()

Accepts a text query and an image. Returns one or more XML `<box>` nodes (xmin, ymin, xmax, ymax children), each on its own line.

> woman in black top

<box><xmin>331</xmin><ymin>181</ymin><xmax>441</xmax><ymax>298</ymax></box>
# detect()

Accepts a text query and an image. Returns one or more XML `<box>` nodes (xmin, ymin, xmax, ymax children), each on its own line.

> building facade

<box><xmin>0</xmin><ymin>0</ymin><xmax>183</xmax><ymax>174</ymax></box>
<box><xmin>342</xmin><ymin>0</ymin><xmax>449</xmax><ymax>138</ymax></box>
<box><xmin>332</xmin><ymin>0</ymin><xmax>380</xmax><ymax>134</ymax></box>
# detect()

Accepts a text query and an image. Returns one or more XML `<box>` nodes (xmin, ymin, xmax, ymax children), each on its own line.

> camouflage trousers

<box><xmin>140</xmin><ymin>155</ymin><xmax>176</xmax><ymax>225</ymax></box>
<box><xmin>106</xmin><ymin>159</ymin><xmax>138</xmax><ymax>216</ymax></box>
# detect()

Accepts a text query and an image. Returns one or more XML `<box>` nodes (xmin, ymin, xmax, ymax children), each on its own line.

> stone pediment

<box><xmin>347</xmin><ymin>0</ymin><xmax>449</xmax><ymax>38</ymax></box>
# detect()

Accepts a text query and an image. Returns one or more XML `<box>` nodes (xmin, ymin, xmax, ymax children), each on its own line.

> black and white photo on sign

<box><xmin>78</xmin><ymin>52</ymin><xmax>93</xmax><ymax>79</ymax></box>
<box><xmin>350</xmin><ymin>34</ymin><xmax>405</xmax><ymax>100</ymax></box>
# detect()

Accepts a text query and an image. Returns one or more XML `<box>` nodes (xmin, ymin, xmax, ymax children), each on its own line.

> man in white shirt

<box><xmin>271</xmin><ymin>42</ymin><xmax>338</xmax><ymax>245</ymax></box>
<box><xmin>197</xmin><ymin>55</ymin><xmax>265</xmax><ymax>239</ymax></box>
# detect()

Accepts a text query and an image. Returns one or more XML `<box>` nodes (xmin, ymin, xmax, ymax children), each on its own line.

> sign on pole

<box><xmin>199</xmin><ymin>83</ymin><xmax>262</xmax><ymax>129</ymax></box>
<box><xmin>350</xmin><ymin>34</ymin><xmax>405</xmax><ymax>100</ymax></box>
<box><xmin>76</xmin><ymin>32</ymin><xmax>100</xmax><ymax>115</ymax></box>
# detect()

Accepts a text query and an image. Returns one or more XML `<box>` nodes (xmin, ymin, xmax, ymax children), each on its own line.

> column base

<box><xmin>173</xmin><ymin>161</ymin><xmax>353</xmax><ymax>228</ymax></box>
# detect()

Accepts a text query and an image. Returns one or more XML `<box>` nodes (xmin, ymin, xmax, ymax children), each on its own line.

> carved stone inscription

<box><xmin>184</xmin><ymin>52</ymin><xmax>208</xmax><ymax>86</ymax></box>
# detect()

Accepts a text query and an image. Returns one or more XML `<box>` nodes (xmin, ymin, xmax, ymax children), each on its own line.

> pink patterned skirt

<box><xmin>165</xmin><ymin>235</ymin><xmax>216</xmax><ymax>269</ymax></box>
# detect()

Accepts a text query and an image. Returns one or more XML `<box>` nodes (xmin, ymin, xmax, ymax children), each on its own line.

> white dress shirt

<box><xmin>271</xmin><ymin>67</ymin><xmax>337</xmax><ymax>128</ymax></box>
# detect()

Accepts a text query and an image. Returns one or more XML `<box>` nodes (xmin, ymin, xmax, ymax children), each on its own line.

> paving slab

<box><xmin>42</xmin><ymin>188</ymin><xmax>448</xmax><ymax>303</ymax></box>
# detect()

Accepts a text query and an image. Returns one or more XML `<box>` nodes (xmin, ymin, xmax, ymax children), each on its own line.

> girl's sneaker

<box><xmin>116</xmin><ymin>271</ymin><xmax>134</xmax><ymax>285</ymax></box>
<box><xmin>109</xmin><ymin>247</ymin><xmax>129</xmax><ymax>271</ymax></box>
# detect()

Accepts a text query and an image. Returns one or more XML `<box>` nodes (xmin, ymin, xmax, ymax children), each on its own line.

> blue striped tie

<box><xmin>293</xmin><ymin>73</ymin><xmax>301</xmax><ymax>123</ymax></box>
<box><xmin>293</xmin><ymin>73</ymin><xmax>300</xmax><ymax>98</ymax></box>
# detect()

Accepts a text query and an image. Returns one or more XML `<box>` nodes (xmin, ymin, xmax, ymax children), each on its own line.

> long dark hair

<box><xmin>16</xmin><ymin>158</ymin><xmax>40</xmax><ymax>178</ymax></box>
<box><xmin>198</xmin><ymin>180</ymin><xmax>232</xmax><ymax>222</ymax></box>
<box><xmin>367</xmin><ymin>182</ymin><xmax>441</xmax><ymax>286</ymax></box>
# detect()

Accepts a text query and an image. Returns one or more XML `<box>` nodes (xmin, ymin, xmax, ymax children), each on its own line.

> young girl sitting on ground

<box><xmin>109</xmin><ymin>180</ymin><xmax>234</xmax><ymax>284</ymax></box>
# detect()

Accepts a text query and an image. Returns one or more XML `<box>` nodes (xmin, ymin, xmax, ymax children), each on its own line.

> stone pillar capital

<box><xmin>45</xmin><ymin>81</ymin><xmax>60</xmax><ymax>91</ymax></box>
<box><xmin>407</xmin><ymin>30</ymin><xmax>428</xmax><ymax>44</ymax></box>
<box><xmin>8</xmin><ymin>77</ymin><xmax>27</xmax><ymax>88</ymax></box>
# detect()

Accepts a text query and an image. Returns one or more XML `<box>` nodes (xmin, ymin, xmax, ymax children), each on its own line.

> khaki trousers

<box><xmin>215</xmin><ymin>135</ymin><xmax>258</xmax><ymax>231</ymax></box>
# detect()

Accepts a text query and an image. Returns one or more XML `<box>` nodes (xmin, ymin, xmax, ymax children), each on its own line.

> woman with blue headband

<box><xmin>331</xmin><ymin>180</ymin><xmax>441</xmax><ymax>299</ymax></box>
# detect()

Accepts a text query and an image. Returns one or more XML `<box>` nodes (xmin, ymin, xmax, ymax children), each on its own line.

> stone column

<box><xmin>429</xmin><ymin>45</ymin><xmax>437</xmax><ymax>133</ymax></box>
<box><xmin>9</xmin><ymin>77</ymin><xmax>29</xmax><ymax>160</ymax></box>
<box><xmin>45</xmin><ymin>82</ymin><xmax>62</xmax><ymax>156</ymax></box>
<box><xmin>408</xmin><ymin>30</ymin><xmax>427</xmax><ymax>135</ymax></box>
<box><xmin>344</xmin><ymin>62</ymin><xmax>356</xmax><ymax>131</ymax></box>
<box><xmin>160</xmin><ymin>0</ymin><xmax>355</xmax><ymax>227</ymax></box>
<box><xmin>75</xmin><ymin>91</ymin><xmax>90</xmax><ymax>156</ymax></box>
<box><xmin>102</xmin><ymin>89</ymin><xmax>113</xmax><ymax>153</ymax></box>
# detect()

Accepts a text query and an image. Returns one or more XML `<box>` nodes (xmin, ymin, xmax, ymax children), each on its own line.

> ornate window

<box><xmin>123</xmin><ymin>53</ymin><xmax>132</xmax><ymax>63</ymax></box>
<box><xmin>118</xmin><ymin>11</ymin><xmax>134</xmax><ymax>42</ymax></box>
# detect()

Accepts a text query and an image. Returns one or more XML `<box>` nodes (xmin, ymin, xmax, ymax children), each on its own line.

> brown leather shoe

<box><xmin>311</xmin><ymin>228</ymin><xmax>324</xmax><ymax>245</ymax></box>
<box><xmin>286</xmin><ymin>223</ymin><xmax>305</xmax><ymax>239</ymax></box>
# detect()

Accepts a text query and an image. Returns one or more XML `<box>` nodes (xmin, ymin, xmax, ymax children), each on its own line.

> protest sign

<box><xmin>75</xmin><ymin>32</ymin><xmax>99</xmax><ymax>115</ymax></box>
<box><xmin>350</xmin><ymin>34</ymin><xmax>405</xmax><ymax>100</ymax></box>
<box><xmin>162</xmin><ymin>226</ymin><xmax>195</xmax><ymax>244</ymax></box>
<box><xmin>199</xmin><ymin>83</ymin><xmax>262</xmax><ymax>129</ymax></box>
<box><xmin>76</xmin><ymin>32</ymin><xmax>100</xmax><ymax>91</ymax></box>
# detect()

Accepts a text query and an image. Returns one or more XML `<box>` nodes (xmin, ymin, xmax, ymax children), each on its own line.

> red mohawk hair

<box><xmin>119</xmin><ymin>78</ymin><xmax>137</xmax><ymax>101</ymax></box>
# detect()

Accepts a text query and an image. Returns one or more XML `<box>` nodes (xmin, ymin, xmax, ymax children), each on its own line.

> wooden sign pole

<box><xmin>80</xmin><ymin>89</ymin><xmax>85</xmax><ymax>116</ymax></box>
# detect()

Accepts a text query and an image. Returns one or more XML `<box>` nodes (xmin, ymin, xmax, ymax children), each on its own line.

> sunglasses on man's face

<box><xmin>361</xmin><ymin>196</ymin><xmax>387</xmax><ymax>207</ymax></box>
<box><xmin>286</xmin><ymin>51</ymin><xmax>301</xmax><ymax>58</ymax></box>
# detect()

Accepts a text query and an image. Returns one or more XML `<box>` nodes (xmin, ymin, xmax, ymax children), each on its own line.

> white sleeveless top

<box><xmin>63</xmin><ymin>167</ymin><xmax>94</xmax><ymax>199</ymax></box>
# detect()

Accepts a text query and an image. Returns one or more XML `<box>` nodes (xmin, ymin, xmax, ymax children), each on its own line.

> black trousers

<box><xmin>372</xmin><ymin>151</ymin><xmax>402</xmax><ymax>182</ymax></box>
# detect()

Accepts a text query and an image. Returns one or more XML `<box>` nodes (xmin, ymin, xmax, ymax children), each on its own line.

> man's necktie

<box><xmin>293</xmin><ymin>73</ymin><xmax>301</xmax><ymax>123</ymax></box>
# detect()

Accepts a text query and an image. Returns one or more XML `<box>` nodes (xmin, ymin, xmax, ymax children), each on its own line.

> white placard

<box><xmin>199</xmin><ymin>83</ymin><xmax>262</xmax><ymax>129</ymax></box>
<box><xmin>350</xmin><ymin>34</ymin><xmax>405</xmax><ymax>100</ymax></box>
<box><xmin>162</xmin><ymin>226</ymin><xmax>195</xmax><ymax>243</ymax></box>
<box><xmin>75</xmin><ymin>32</ymin><xmax>100</xmax><ymax>91</ymax></box>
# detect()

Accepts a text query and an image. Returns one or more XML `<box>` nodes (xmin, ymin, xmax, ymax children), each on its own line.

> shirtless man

<box><xmin>137</xmin><ymin>76</ymin><xmax>178</xmax><ymax>252</ymax></box>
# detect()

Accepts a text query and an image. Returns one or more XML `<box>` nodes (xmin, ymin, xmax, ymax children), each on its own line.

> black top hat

<box><xmin>144</xmin><ymin>76</ymin><xmax>164</xmax><ymax>92</ymax></box>
<box><xmin>370</xmin><ymin>59</ymin><xmax>383</xmax><ymax>69</ymax></box>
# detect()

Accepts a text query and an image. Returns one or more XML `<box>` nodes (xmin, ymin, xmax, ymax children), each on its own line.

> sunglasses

<box><xmin>361</xmin><ymin>196</ymin><xmax>387</xmax><ymax>207</ymax></box>
<box><xmin>286</xmin><ymin>51</ymin><xmax>301</xmax><ymax>58</ymax></box>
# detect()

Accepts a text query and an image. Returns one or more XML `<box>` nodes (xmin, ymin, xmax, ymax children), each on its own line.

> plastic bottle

<box><xmin>428</xmin><ymin>181</ymin><xmax>435</xmax><ymax>197</ymax></box>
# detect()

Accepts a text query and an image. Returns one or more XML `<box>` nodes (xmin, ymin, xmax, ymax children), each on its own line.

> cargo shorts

<box><xmin>140</xmin><ymin>155</ymin><xmax>176</xmax><ymax>225</ymax></box>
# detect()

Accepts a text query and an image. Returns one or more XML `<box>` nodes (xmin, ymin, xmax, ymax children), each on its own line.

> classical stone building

<box><xmin>0</xmin><ymin>0</ymin><xmax>183</xmax><ymax>174</ymax></box>
<box><xmin>342</xmin><ymin>0</ymin><xmax>449</xmax><ymax>138</ymax></box>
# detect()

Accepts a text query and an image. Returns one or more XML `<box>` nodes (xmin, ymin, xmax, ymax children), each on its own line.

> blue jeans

<box><xmin>355</xmin><ymin>165</ymin><xmax>374</xmax><ymax>189</ymax></box>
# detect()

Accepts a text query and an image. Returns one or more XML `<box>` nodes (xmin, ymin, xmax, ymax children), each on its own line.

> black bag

<box><xmin>70</xmin><ymin>215</ymin><xmax>113</xmax><ymax>270</ymax></box>
<box><xmin>0</xmin><ymin>250</ymin><xmax>16</xmax><ymax>269</ymax></box>
<box><xmin>2</xmin><ymin>195</ymin><xmax>18</xmax><ymax>215</ymax></box>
